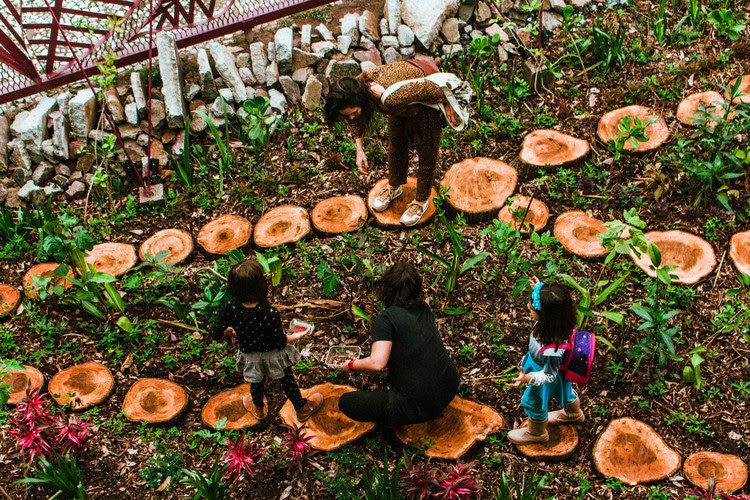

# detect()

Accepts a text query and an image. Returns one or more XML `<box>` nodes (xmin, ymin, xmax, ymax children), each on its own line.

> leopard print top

<box><xmin>347</xmin><ymin>61</ymin><xmax>445</xmax><ymax>138</ymax></box>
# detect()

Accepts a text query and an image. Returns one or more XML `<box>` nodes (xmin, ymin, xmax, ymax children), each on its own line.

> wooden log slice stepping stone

<box><xmin>630</xmin><ymin>231</ymin><xmax>716</xmax><ymax>285</ymax></box>
<box><xmin>197</xmin><ymin>214</ymin><xmax>253</xmax><ymax>255</ymax></box>
<box><xmin>729</xmin><ymin>231</ymin><xmax>750</xmax><ymax>277</ymax></box>
<box><xmin>2</xmin><ymin>365</ymin><xmax>44</xmax><ymax>405</ymax></box>
<box><xmin>139</xmin><ymin>229</ymin><xmax>193</xmax><ymax>265</ymax></box>
<box><xmin>201</xmin><ymin>384</ymin><xmax>263</xmax><ymax>430</ymax></box>
<box><xmin>513</xmin><ymin>420</ymin><xmax>579</xmax><ymax>460</ymax></box>
<box><xmin>597</xmin><ymin>105</ymin><xmax>669</xmax><ymax>153</ymax></box>
<box><xmin>676</xmin><ymin>91</ymin><xmax>728</xmax><ymax>126</ymax></box>
<box><xmin>23</xmin><ymin>263</ymin><xmax>73</xmax><ymax>299</ymax></box>
<box><xmin>683</xmin><ymin>452</ymin><xmax>747</xmax><ymax>492</ymax></box>
<box><xmin>0</xmin><ymin>284</ymin><xmax>21</xmax><ymax>317</ymax></box>
<box><xmin>254</xmin><ymin>205</ymin><xmax>311</xmax><ymax>248</ymax></box>
<box><xmin>394</xmin><ymin>396</ymin><xmax>505</xmax><ymax>460</ymax></box>
<box><xmin>48</xmin><ymin>362</ymin><xmax>114</xmax><ymax>410</ymax></box>
<box><xmin>553</xmin><ymin>211</ymin><xmax>608</xmax><ymax>258</ymax></box>
<box><xmin>497</xmin><ymin>196</ymin><xmax>549</xmax><ymax>233</ymax></box>
<box><xmin>725</xmin><ymin>75</ymin><xmax>750</xmax><ymax>104</ymax></box>
<box><xmin>311</xmin><ymin>195</ymin><xmax>367</xmax><ymax>235</ymax></box>
<box><xmin>367</xmin><ymin>178</ymin><xmax>437</xmax><ymax>227</ymax></box>
<box><xmin>440</xmin><ymin>158</ymin><xmax>518</xmax><ymax>222</ymax></box>
<box><xmin>519</xmin><ymin>130</ymin><xmax>589</xmax><ymax>168</ymax></box>
<box><xmin>593</xmin><ymin>417</ymin><xmax>681</xmax><ymax>486</ymax></box>
<box><xmin>279</xmin><ymin>383</ymin><xmax>375</xmax><ymax>451</ymax></box>
<box><xmin>84</xmin><ymin>242</ymin><xmax>138</xmax><ymax>276</ymax></box>
<box><xmin>122</xmin><ymin>378</ymin><xmax>188</xmax><ymax>424</ymax></box>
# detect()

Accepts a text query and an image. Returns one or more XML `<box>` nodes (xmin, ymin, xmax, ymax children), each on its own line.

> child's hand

<box><xmin>223</xmin><ymin>327</ymin><xmax>236</xmax><ymax>339</ymax></box>
<box><xmin>288</xmin><ymin>328</ymin><xmax>312</xmax><ymax>342</ymax></box>
<box><xmin>509</xmin><ymin>367</ymin><xmax>532</xmax><ymax>387</ymax></box>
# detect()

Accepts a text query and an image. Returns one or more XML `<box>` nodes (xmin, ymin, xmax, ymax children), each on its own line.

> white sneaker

<box><xmin>371</xmin><ymin>184</ymin><xmax>403</xmax><ymax>212</ymax></box>
<box><xmin>400</xmin><ymin>200</ymin><xmax>429</xmax><ymax>227</ymax></box>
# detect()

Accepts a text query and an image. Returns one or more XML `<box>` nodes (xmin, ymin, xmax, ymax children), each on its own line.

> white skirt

<box><xmin>236</xmin><ymin>344</ymin><xmax>301</xmax><ymax>383</ymax></box>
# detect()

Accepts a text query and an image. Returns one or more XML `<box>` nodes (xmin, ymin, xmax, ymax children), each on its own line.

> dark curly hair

<box><xmin>376</xmin><ymin>261</ymin><xmax>425</xmax><ymax>309</ymax></box>
<box><xmin>532</xmin><ymin>283</ymin><xmax>577</xmax><ymax>345</ymax></box>
<box><xmin>323</xmin><ymin>76</ymin><xmax>373</xmax><ymax>126</ymax></box>
<box><xmin>227</xmin><ymin>259</ymin><xmax>267</xmax><ymax>304</ymax></box>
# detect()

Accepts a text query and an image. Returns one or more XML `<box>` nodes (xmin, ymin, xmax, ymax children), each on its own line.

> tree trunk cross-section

<box><xmin>254</xmin><ymin>205</ymin><xmax>311</xmax><ymax>248</ymax></box>
<box><xmin>278</xmin><ymin>383</ymin><xmax>376</xmax><ymax>451</ymax></box>
<box><xmin>22</xmin><ymin>263</ymin><xmax>73</xmax><ymax>299</ymax></box>
<box><xmin>85</xmin><ymin>242</ymin><xmax>138</xmax><ymax>276</ymax></box>
<box><xmin>497</xmin><ymin>196</ymin><xmax>550</xmax><ymax>234</ymax></box>
<box><xmin>513</xmin><ymin>420</ymin><xmax>579</xmax><ymax>460</ymax></box>
<box><xmin>519</xmin><ymin>129</ymin><xmax>589</xmax><ymax>167</ymax></box>
<box><xmin>48</xmin><ymin>362</ymin><xmax>115</xmax><ymax>411</ymax></box>
<box><xmin>122</xmin><ymin>378</ymin><xmax>188</xmax><ymax>424</ymax></box>
<box><xmin>553</xmin><ymin>211</ymin><xmax>608</xmax><ymax>258</ymax></box>
<box><xmin>729</xmin><ymin>230</ymin><xmax>750</xmax><ymax>278</ymax></box>
<box><xmin>683</xmin><ymin>451</ymin><xmax>748</xmax><ymax>492</ymax></box>
<box><xmin>197</xmin><ymin>214</ymin><xmax>253</xmax><ymax>255</ymax></box>
<box><xmin>593</xmin><ymin>417</ymin><xmax>681</xmax><ymax>486</ymax></box>
<box><xmin>676</xmin><ymin>91</ymin><xmax>728</xmax><ymax>127</ymax></box>
<box><xmin>202</xmin><ymin>384</ymin><xmax>264</xmax><ymax>430</ymax></box>
<box><xmin>440</xmin><ymin>158</ymin><xmax>517</xmax><ymax>222</ymax></box>
<box><xmin>630</xmin><ymin>230</ymin><xmax>716</xmax><ymax>285</ymax></box>
<box><xmin>597</xmin><ymin>105</ymin><xmax>669</xmax><ymax>153</ymax></box>
<box><xmin>311</xmin><ymin>195</ymin><xmax>368</xmax><ymax>235</ymax></box>
<box><xmin>0</xmin><ymin>284</ymin><xmax>21</xmax><ymax>317</ymax></box>
<box><xmin>2</xmin><ymin>365</ymin><xmax>44</xmax><ymax>405</ymax></box>
<box><xmin>139</xmin><ymin>229</ymin><xmax>194</xmax><ymax>265</ymax></box>
<box><xmin>367</xmin><ymin>178</ymin><xmax>437</xmax><ymax>227</ymax></box>
<box><xmin>394</xmin><ymin>396</ymin><xmax>505</xmax><ymax>460</ymax></box>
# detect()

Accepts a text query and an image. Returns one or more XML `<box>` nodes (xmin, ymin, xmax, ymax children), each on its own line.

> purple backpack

<box><xmin>540</xmin><ymin>329</ymin><xmax>595</xmax><ymax>384</ymax></box>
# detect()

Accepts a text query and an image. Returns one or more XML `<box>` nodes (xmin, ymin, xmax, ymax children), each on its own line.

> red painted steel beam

<box><xmin>0</xmin><ymin>0</ymin><xmax>337</xmax><ymax>104</ymax></box>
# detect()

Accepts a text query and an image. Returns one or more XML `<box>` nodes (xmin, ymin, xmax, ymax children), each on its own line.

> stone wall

<box><xmin>0</xmin><ymin>0</ymin><xmax>589</xmax><ymax>208</ymax></box>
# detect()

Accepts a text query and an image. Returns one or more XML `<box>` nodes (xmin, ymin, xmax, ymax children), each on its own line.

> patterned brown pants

<box><xmin>386</xmin><ymin>107</ymin><xmax>443</xmax><ymax>203</ymax></box>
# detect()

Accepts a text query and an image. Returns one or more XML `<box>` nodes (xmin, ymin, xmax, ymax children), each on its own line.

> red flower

<box><xmin>280</xmin><ymin>423</ymin><xmax>317</xmax><ymax>473</ymax></box>
<box><xmin>220</xmin><ymin>435</ymin><xmax>263</xmax><ymax>482</ymax></box>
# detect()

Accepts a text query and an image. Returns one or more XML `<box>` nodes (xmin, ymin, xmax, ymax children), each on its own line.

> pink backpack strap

<box><xmin>540</xmin><ymin>342</ymin><xmax>571</xmax><ymax>354</ymax></box>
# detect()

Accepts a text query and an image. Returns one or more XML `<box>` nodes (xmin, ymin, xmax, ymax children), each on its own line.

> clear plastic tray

<box><xmin>325</xmin><ymin>345</ymin><xmax>361</xmax><ymax>368</ymax></box>
<box><xmin>290</xmin><ymin>319</ymin><xmax>314</xmax><ymax>335</ymax></box>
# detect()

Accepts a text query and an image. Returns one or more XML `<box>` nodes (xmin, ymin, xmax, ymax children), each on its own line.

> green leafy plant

<box><xmin>707</xmin><ymin>9</ymin><xmax>746</xmax><ymax>41</ymax></box>
<box><xmin>195</xmin><ymin>100</ymin><xmax>233</xmax><ymax>196</ymax></box>
<box><xmin>181</xmin><ymin>457</ymin><xmax>233</xmax><ymax>500</ymax></box>
<box><xmin>238</xmin><ymin>96</ymin><xmax>280</xmax><ymax>159</ymax></box>
<box><xmin>590</xmin><ymin>18</ymin><xmax>626</xmax><ymax>72</ymax></box>
<box><xmin>683</xmin><ymin>345</ymin><xmax>706</xmax><ymax>389</ymax></box>
<box><xmin>609</xmin><ymin>115</ymin><xmax>658</xmax><ymax>162</ymax></box>
<box><xmin>170</xmin><ymin>112</ymin><xmax>194</xmax><ymax>187</ymax></box>
<box><xmin>492</xmin><ymin>468</ymin><xmax>550</xmax><ymax>499</ymax></box>
<box><xmin>417</xmin><ymin>188</ymin><xmax>490</xmax><ymax>294</ymax></box>
<box><xmin>362</xmin><ymin>449</ymin><xmax>402</xmax><ymax>500</ymax></box>
<box><xmin>18</xmin><ymin>452</ymin><xmax>86</xmax><ymax>499</ymax></box>
<box><xmin>629</xmin><ymin>244</ymin><xmax>682</xmax><ymax>372</ymax></box>
<box><xmin>0</xmin><ymin>359</ymin><xmax>23</xmax><ymax>405</ymax></box>
<box><xmin>140</xmin><ymin>447</ymin><xmax>183</xmax><ymax>490</ymax></box>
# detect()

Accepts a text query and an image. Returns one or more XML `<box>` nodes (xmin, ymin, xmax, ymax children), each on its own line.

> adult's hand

<box><xmin>355</xmin><ymin>137</ymin><xmax>368</xmax><ymax>172</ymax></box>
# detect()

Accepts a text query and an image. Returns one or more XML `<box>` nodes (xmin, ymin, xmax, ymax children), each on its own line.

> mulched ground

<box><xmin>1</xmin><ymin>0</ymin><xmax>750</xmax><ymax>498</ymax></box>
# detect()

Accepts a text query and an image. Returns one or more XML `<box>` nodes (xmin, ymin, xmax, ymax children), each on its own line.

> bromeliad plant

<box><xmin>280</xmin><ymin>422</ymin><xmax>317</xmax><ymax>473</ymax></box>
<box><xmin>399</xmin><ymin>457</ymin><xmax>479</xmax><ymax>499</ymax></box>
<box><xmin>220</xmin><ymin>435</ymin><xmax>263</xmax><ymax>481</ymax></box>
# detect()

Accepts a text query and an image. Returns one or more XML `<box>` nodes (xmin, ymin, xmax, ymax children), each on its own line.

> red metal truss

<box><xmin>0</xmin><ymin>0</ymin><xmax>336</xmax><ymax>104</ymax></box>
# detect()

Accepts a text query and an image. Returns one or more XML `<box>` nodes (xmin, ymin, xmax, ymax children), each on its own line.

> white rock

<box><xmin>302</xmin><ymin>75</ymin><xmax>323</xmax><ymax>111</ymax></box>
<box><xmin>341</xmin><ymin>13</ymin><xmax>360</xmax><ymax>45</ymax></box>
<box><xmin>292</xmin><ymin>48</ymin><xmax>324</xmax><ymax>71</ymax></box>
<box><xmin>397</xmin><ymin>25</ymin><xmax>415</xmax><ymax>46</ymax></box>
<box><xmin>185</xmin><ymin>83</ymin><xmax>201</xmax><ymax>101</ymax></box>
<box><xmin>279</xmin><ymin>76</ymin><xmax>301</xmax><ymax>104</ymax></box>
<box><xmin>274</xmin><ymin>27</ymin><xmax>294</xmax><ymax>73</ymax></box>
<box><xmin>380</xmin><ymin>18</ymin><xmax>390</xmax><ymax>36</ymax></box>
<box><xmin>266</xmin><ymin>61</ymin><xmax>279</xmax><ymax>87</ymax></box>
<box><xmin>209</xmin><ymin>42</ymin><xmax>247</xmax><ymax>103</ymax></box>
<box><xmin>359</xmin><ymin>10</ymin><xmax>380</xmax><ymax>41</ymax></box>
<box><xmin>485</xmin><ymin>23</ymin><xmax>510</xmax><ymax>42</ymax></box>
<box><xmin>382</xmin><ymin>35</ymin><xmax>400</xmax><ymax>49</ymax></box>
<box><xmin>550</xmin><ymin>0</ymin><xmax>566</xmax><ymax>12</ymax></box>
<box><xmin>239</xmin><ymin>67</ymin><xmax>256</xmax><ymax>85</ymax></box>
<box><xmin>311</xmin><ymin>40</ymin><xmax>335</xmax><ymax>56</ymax></box>
<box><xmin>315</xmin><ymin>24</ymin><xmax>335</xmax><ymax>42</ymax></box>
<box><xmin>292</xmin><ymin>67</ymin><xmax>314</xmax><ymax>83</ymax></box>
<box><xmin>441</xmin><ymin>18</ymin><xmax>460</xmax><ymax>43</ymax></box>
<box><xmin>268</xmin><ymin>88</ymin><xmax>287</xmax><ymax>114</ymax></box>
<box><xmin>338</xmin><ymin>35</ymin><xmax>352</xmax><ymax>55</ymax></box>
<box><xmin>157</xmin><ymin>31</ymin><xmax>186</xmax><ymax>129</ymax></box>
<box><xmin>401</xmin><ymin>0</ymin><xmax>461</xmax><ymax>47</ymax></box>
<box><xmin>249</xmin><ymin>42</ymin><xmax>268</xmax><ymax>85</ymax></box>
<box><xmin>197</xmin><ymin>48</ymin><xmax>219</xmax><ymax>103</ymax></box>
<box><xmin>218</xmin><ymin>88</ymin><xmax>234</xmax><ymax>103</ymax></box>
<box><xmin>383</xmin><ymin>0</ymin><xmax>401</xmax><ymax>34</ymax></box>
<box><xmin>130</xmin><ymin>72</ymin><xmax>147</xmax><ymax>118</ymax></box>
<box><xmin>475</xmin><ymin>1</ymin><xmax>491</xmax><ymax>22</ymax></box>
<box><xmin>236</xmin><ymin>53</ymin><xmax>250</xmax><ymax>68</ymax></box>
<box><xmin>68</xmin><ymin>90</ymin><xmax>97</xmax><ymax>142</ymax></box>
<box><xmin>301</xmin><ymin>24</ymin><xmax>312</xmax><ymax>51</ymax></box>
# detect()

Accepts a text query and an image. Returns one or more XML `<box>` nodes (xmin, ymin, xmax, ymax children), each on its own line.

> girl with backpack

<box><xmin>507</xmin><ymin>279</ymin><xmax>587</xmax><ymax>444</ymax></box>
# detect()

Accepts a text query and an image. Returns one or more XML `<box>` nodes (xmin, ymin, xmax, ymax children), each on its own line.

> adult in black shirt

<box><xmin>339</xmin><ymin>261</ymin><xmax>460</xmax><ymax>427</ymax></box>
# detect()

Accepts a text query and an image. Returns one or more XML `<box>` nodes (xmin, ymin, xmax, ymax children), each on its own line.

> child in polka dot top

<box><xmin>209</xmin><ymin>258</ymin><xmax>323</xmax><ymax>421</ymax></box>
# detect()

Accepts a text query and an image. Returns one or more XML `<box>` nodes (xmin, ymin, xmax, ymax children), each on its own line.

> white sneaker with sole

<box><xmin>371</xmin><ymin>184</ymin><xmax>403</xmax><ymax>212</ymax></box>
<box><xmin>400</xmin><ymin>200</ymin><xmax>429</xmax><ymax>227</ymax></box>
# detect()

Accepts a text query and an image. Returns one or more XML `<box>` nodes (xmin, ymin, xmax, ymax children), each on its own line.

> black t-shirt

<box><xmin>208</xmin><ymin>300</ymin><xmax>286</xmax><ymax>353</ymax></box>
<box><xmin>372</xmin><ymin>303</ymin><xmax>460</xmax><ymax>417</ymax></box>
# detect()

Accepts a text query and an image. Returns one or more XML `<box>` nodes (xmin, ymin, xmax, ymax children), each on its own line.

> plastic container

<box><xmin>290</xmin><ymin>319</ymin><xmax>314</xmax><ymax>335</ymax></box>
<box><xmin>325</xmin><ymin>345</ymin><xmax>361</xmax><ymax>368</ymax></box>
